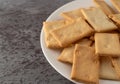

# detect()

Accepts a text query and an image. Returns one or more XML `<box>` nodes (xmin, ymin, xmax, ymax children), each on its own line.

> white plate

<box><xmin>40</xmin><ymin>0</ymin><xmax>119</xmax><ymax>84</ymax></box>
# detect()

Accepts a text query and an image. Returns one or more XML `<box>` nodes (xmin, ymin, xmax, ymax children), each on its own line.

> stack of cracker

<box><xmin>43</xmin><ymin>0</ymin><xmax>120</xmax><ymax>83</ymax></box>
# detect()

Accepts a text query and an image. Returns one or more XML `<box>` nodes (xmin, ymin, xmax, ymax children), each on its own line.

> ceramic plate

<box><xmin>40</xmin><ymin>0</ymin><xmax>119</xmax><ymax>84</ymax></box>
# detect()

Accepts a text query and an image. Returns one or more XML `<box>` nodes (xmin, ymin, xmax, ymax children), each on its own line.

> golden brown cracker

<box><xmin>71</xmin><ymin>44</ymin><xmax>99</xmax><ymax>84</ymax></box>
<box><xmin>43</xmin><ymin>20</ymin><xmax>66</xmax><ymax>48</ymax></box>
<box><xmin>95</xmin><ymin>33</ymin><xmax>120</xmax><ymax>57</ymax></box>
<box><xmin>81</xmin><ymin>8</ymin><xmax>117</xmax><ymax>32</ymax></box>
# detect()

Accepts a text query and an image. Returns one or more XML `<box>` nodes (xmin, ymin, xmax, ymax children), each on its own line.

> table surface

<box><xmin>0</xmin><ymin>0</ymin><xmax>74</xmax><ymax>84</ymax></box>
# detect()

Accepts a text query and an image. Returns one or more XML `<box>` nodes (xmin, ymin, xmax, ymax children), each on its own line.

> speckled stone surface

<box><xmin>0</xmin><ymin>0</ymin><xmax>74</xmax><ymax>84</ymax></box>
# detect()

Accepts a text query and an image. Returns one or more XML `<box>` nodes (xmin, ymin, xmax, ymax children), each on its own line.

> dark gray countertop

<box><xmin>0</xmin><ymin>0</ymin><xmax>74</xmax><ymax>84</ymax></box>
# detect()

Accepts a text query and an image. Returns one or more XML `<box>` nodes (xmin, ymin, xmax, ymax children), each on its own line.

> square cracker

<box><xmin>95</xmin><ymin>33</ymin><xmax>120</xmax><ymax>57</ymax></box>
<box><xmin>100</xmin><ymin>56</ymin><xmax>120</xmax><ymax>80</ymax></box>
<box><xmin>71</xmin><ymin>44</ymin><xmax>99</xmax><ymax>84</ymax></box>
<box><xmin>93</xmin><ymin>0</ymin><xmax>115</xmax><ymax>15</ymax></box>
<box><xmin>109</xmin><ymin>14</ymin><xmax>120</xmax><ymax>25</ymax></box>
<box><xmin>50</xmin><ymin>18</ymin><xmax>94</xmax><ymax>47</ymax></box>
<box><xmin>111</xmin><ymin>0</ymin><xmax>120</xmax><ymax>12</ymax></box>
<box><xmin>58</xmin><ymin>38</ymin><xmax>92</xmax><ymax>64</ymax></box>
<box><xmin>61</xmin><ymin>8</ymin><xmax>84</xmax><ymax>20</ymax></box>
<box><xmin>43</xmin><ymin>20</ymin><xmax>66</xmax><ymax>48</ymax></box>
<box><xmin>81</xmin><ymin>7</ymin><xmax>117</xmax><ymax>32</ymax></box>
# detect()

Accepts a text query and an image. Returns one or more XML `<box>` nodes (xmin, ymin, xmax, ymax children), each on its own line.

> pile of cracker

<box><xmin>43</xmin><ymin>0</ymin><xmax>120</xmax><ymax>84</ymax></box>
